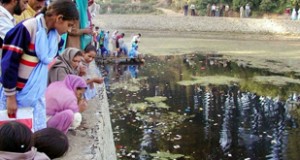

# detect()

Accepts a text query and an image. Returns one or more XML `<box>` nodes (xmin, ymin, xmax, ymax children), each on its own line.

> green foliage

<box><xmin>99</xmin><ymin>2</ymin><xmax>155</xmax><ymax>14</ymax></box>
<box><xmin>184</xmin><ymin>0</ymin><xmax>292</xmax><ymax>15</ymax></box>
<box><xmin>259</xmin><ymin>0</ymin><xmax>277</xmax><ymax>12</ymax></box>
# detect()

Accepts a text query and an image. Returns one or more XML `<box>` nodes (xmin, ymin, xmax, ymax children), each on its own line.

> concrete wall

<box><xmin>59</xmin><ymin>62</ymin><xmax>116</xmax><ymax>160</ymax></box>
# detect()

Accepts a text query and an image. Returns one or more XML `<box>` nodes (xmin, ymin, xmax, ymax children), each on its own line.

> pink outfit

<box><xmin>0</xmin><ymin>147</ymin><xmax>50</xmax><ymax>160</ymax></box>
<box><xmin>46</xmin><ymin>75</ymin><xmax>87</xmax><ymax>133</ymax></box>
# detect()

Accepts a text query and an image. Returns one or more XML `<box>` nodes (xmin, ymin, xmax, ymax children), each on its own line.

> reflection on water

<box><xmin>98</xmin><ymin>54</ymin><xmax>300</xmax><ymax>160</ymax></box>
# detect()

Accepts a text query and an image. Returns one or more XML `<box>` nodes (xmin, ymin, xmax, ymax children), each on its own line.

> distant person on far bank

<box><xmin>245</xmin><ymin>3</ymin><xmax>251</xmax><ymax>17</ymax></box>
<box><xmin>291</xmin><ymin>8</ymin><xmax>297</xmax><ymax>20</ymax></box>
<box><xmin>206</xmin><ymin>3</ymin><xmax>211</xmax><ymax>16</ymax></box>
<box><xmin>211</xmin><ymin>3</ymin><xmax>216</xmax><ymax>17</ymax></box>
<box><xmin>240</xmin><ymin>5</ymin><xmax>244</xmax><ymax>18</ymax></box>
<box><xmin>190</xmin><ymin>3</ymin><xmax>196</xmax><ymax>16</ymax></box>
<box><xmin>215</xmin><ymin>5</ymin><xmax>220</xmax><ymax>17</ymax></box>
<box><xmin>297</xmin><ymin>9</ymin><xmax>300</xmax><ymax>20</ymax></box>
<box><xmin>224</xmin><ymin>4</ymin><xmax>229</xmax><ymax>17</ymax></box>
<box><xmin>183</xmin><ymin>2</ymin><xmax>188</xmax><ymax>16</ymax></box>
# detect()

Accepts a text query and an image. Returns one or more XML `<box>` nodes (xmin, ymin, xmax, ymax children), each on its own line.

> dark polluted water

<box><xmin>98</xmin><ymin>54</ymin><xmax>300</xmax><ymax>160</ymax></box>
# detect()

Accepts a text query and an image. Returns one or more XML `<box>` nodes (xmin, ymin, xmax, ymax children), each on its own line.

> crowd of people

<box><xmin>92</xmin><ymin>27</ymin><xmax>142</xmax><ymax>60</ymax></box>
<box><xmin>183</xmin><ymin>2</ymin><xmax>252</xmax><ymax>18</ymax></box>
<box><xmin>0</xmin><ymin>0</ymin><xmax>139</xmax><ymax>159</ymax></box>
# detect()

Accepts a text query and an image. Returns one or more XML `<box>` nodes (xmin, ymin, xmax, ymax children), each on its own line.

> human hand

<box><xmin>79</xmin><ymin>65</ymin><xmax>87</xmax><ymax>76</ymax></box>
<box><xmin>6</xmin><ymin>95</ymin><xmax>17</xmax><ymax>118</ymax></box>
<box><xmin>78</xmin><ymin>99</ymin><xmax>88</xmax><ymax>113</ymax></box>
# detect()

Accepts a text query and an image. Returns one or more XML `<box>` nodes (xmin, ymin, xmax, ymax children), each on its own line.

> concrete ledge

<box><xmin>57</xmin><ymin>62</ymin><xmax>116</xmax><ymax>160</ymax></box>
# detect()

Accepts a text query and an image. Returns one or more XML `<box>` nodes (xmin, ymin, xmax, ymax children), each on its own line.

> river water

<box><xmin>99</xmin><ymin>53</ymin><xmax>300</xmax><ymax>160</ymax></box>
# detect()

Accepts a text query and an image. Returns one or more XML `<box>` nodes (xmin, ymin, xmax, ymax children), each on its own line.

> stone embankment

<box><xmin>58</xmin><ymin>63</ymin><xmax>117</xmax><ymax>160</ymax></box>
<box><xmin>96</xmin><ymin>14</ymin><xmax>300</xmax><ymax>35</ymax></box>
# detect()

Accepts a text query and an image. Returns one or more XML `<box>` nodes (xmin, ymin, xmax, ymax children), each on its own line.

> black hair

<box><xmin>75</xmin><ymin>50</ymin><xmax>83</xmax><ymax>57</ymax></box>
<box><xmin>0</xmin><ymin>0</ymin><xmax>12</xmax><ymax>4</ymax></box>
<box><xmin>41</xmin><ymin>0</ymin><xmax>79</xmax><ymax>21</ymax></box>
<box><xmin>0</xmin><ymin>121</ymin><xmax>33</xmax><ymax>153</ymax></box>
<box><xmin>34</xmin><ymin>128</ymin><xmax>69</xmax><ymax>159</ymax></box>
<box><xmin>138</xmin><ymin>33</ymin><xmax>141</xmax><ymax>37</ymax></box>
<box><xmin>84</xmin><ymin>44</ymin><xmax>97</xmax><ymax>53</ymax></box>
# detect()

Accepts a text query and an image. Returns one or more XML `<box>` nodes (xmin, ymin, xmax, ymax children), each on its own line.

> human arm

<box><xmin>86</xmin><ymin>77</ymin><xmax>104</xmax><ymax>85</ymax></box>
<box><xmin>68</xmin><ymin>27</ymin><xmax>93</xmax><ymax>36</ymax></box>
<box><xmin>67</xmin><ymin>20</ymin><xmax>92</xmax><ymax>36</ymax></box>
<box><xmin>1</xmin><ymin>24</ymin><xmax>30</xmax><ymax>114</ymax></box>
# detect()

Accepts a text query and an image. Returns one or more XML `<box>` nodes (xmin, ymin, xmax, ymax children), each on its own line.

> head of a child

<box><xmin>83</xmin><ymin>44</ymin><xmax>97</xmax><ymax>64</ymax></box>
<box><xmin>0</xmin><ymin>121</ymin><xmax>33</xmax><ymax>153</ymax></box>
<box><xmin>34</xmin><ymin>127</ymin><xmax>69</xmax><ymax>159</ymax></box>
<box><xmin>43</xmin><ymin>0</ymin><xmax>79</xmax><ymax>35</ymax></box>
<box><xmin>95</xmin><ymin>26</ymin><xmax>99</xmax><ymax>31</ymax></box>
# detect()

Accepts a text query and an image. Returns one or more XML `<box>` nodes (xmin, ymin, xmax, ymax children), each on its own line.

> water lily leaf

<box><xmin>150</xmin><ymin>151</ymin><xmax>184</xmax><ymax>159</ymax></box>
<box><xmin>252</xmin><ymin>76</ymin><xmax>300</xmax><ymax>86</ymax></box>
<box><xmin>177</xmin><ymin>75</ymin><xmax>240</xmax><ymax>86</ymax></box>
<box><xmin>155</xmin><ymin>102</ymin><xmax>170</xmax><ymax>109</ymax></box>
<box><xmin>145</xmin><ymin>96</ymin><xmax>168</xmax><ymax>103</ymax></box>
<box><xmin>128</xmin><ymin>103</ymin><xmax>149</xmax><ymax>112</ymax></box>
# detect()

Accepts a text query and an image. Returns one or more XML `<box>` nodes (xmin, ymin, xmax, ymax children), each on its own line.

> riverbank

<box><xmin>95</xmin><ymin>14</ymin><xmax>300</xmax><ymax>75</ymax></box>
<box><xmin>96</xmin><ymin>14</ymin><xmax>300</xmax><ymax>35</ymax></box>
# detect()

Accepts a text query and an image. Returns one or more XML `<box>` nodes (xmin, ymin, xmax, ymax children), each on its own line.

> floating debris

<box><xmin>173</xmin><ymin>135</ymin><xmax>182</xmax><ymax>140</ymax></box>
<box><xmin>173</xmin><ymin>145</ymin><xmax>180</xmax><ymax>149</ymax></box>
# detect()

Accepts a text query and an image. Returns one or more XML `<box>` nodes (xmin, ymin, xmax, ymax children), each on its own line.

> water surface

<box><xmin>99</xmin><ymin>54</ymin><xmax>300</xmax><ymax>160</ymax></box>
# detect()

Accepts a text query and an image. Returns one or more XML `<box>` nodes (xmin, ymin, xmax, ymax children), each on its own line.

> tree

<box><xmin>259</xmin><ymin>0</ymin><xmax>277</xmax><ymax>13</ymax></box>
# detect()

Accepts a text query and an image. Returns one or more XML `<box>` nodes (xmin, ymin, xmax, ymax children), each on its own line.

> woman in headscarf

<box><xmin>48</xmin><ymin>48</ymin><xmax>83</xmax><ymax>85</ymax></box>
<box><xmin>46</xmin><ymin>75</ymin><xmax>88</xmax><ymax>134</ymax></box>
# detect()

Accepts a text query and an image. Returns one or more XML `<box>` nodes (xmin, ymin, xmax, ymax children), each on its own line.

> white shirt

<box><xmin>0</xmin><ymin>5</ymin><xmax>16</xmax><ymax>40</ymax></box>
<box><xmin>190</xmin><ymin>4</ymin><xmax>195</xmax><ymax>10</ymax></box>
<box><xmin>0</xmin><ymin>5</ymin><xmax>16</xmax><ymax>59</ymax></box>
<box><xmin>131</xmin><ymin>35</ymin><xmax>140</xmax><ymax>44</ymax></box>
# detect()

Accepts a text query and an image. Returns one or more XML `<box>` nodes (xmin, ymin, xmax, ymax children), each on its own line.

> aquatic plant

<box><xmin>252</xmin><ymin>75</ymin><xmax>300</xmax><ymax>86</ymax></box>
<box><xmin>145</xmin><ymin>96</ymin><xmax>168</xmax><ymax>103</ymax></box>
<box><xmin>150</xmin><ymin>151</ymin><xmax>184</xmax><ymax>159</ymax></box>
<box><xmin>129</xmin><ymin>103</ymin><xmax>149</xmax><ymax>112</ymax></box>
<box><xmin>177</xmin><ymin>75</ymin><xmax>240</xmax><ymax>86</ymax></box>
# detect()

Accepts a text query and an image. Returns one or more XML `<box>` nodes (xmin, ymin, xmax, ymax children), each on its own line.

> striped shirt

<box><xmin>1</xmin><ymin>16</ymin><xmax>61</xmax><ymax>96</ymax></box>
